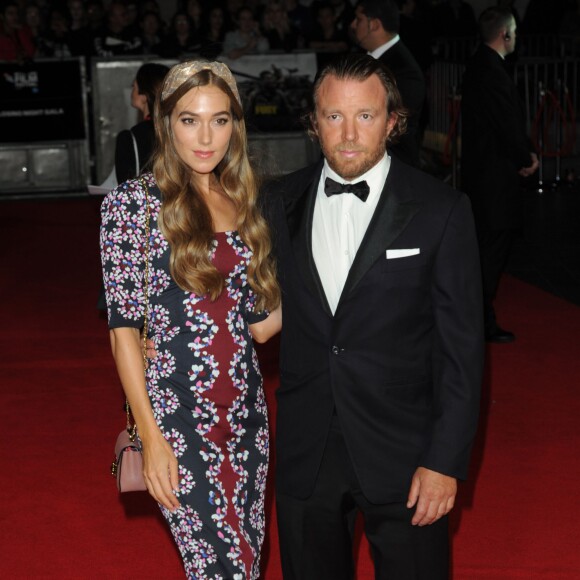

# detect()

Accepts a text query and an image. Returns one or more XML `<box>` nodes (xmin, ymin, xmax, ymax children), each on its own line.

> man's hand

<box><xmin>407</xmin><ymin>467</ymin><xmax>457</xmax><ymax>526</ymax></box>
<box><xmin>518</xmin><ymin>152</ymin><xmax>539</xmax><ymax>177</ymax></box>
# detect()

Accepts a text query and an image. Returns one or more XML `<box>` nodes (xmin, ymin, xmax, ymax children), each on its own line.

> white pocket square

<box><xmin>386</xmin><ymin>248</ymin><xmax>420</xmax><ymax>259</ymax></box>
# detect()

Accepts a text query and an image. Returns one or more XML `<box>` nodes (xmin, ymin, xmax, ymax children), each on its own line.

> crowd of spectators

<box><xmin>0</xmin><ymin>0</ymin><xmax>577</xmax><ymax>65</ymax></box>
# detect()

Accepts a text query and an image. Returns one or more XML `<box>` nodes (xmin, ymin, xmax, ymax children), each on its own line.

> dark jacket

<box><xmin>461</xmin><ymin>44</ymin><xmax>533</xmax><ymax>230</ymax></box>
<box><xmin>266</xmin><ymin>157</ymin><xmax>483</xmax><ymax>503</ymax></box>
<box><xmin>377</xmin><ymin>40</ymin><xmax>426</xmax><ymax>167</ymax></box>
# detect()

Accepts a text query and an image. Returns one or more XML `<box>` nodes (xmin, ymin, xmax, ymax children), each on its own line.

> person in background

<box><xmin>67</xmin><ymin>0</ymin><xmax>93</xmax><ymax>56</ymax></box>
<box><xmin>24</xmin><ymin>2</ymin><xmax>44</xmax><ymax>51</ymax></box>
<box><xmin>114</xmin><ymin>62</ymin><xmax>169</xmax><ymax>183</ymax></box>
<box><xmin>101</xmin><ymin>59</ymin><xmax>281</xmax><ymax>579</ymax></box>
<box><xmin>156</xmin><ymin>10</ymin><xmax>199</xmax><ymax>57</ymax></box>
<box><xmin>200</xmin><ymin>4</ymin><xmax>226</xmax><ymax>59</ymax></box>
<box><xmin>0</xmin><ymin>0</ymin><xmax>35</xmax><ymax>62</ymax></box>
<box><xmin>93</xmin><ymin>0</ymin><xmax>142</xmax><ymax>56</ymax></box>
<box><xmin>351</xmin><ymin>0</ymin><xmax>426</xmax><ymax>167</ymax></box>
<box><xmin>285</xmin><ymin>0</ymin><xmax>312</xmax><ymax>40</ymax></box>
<box><xmin>224</xmin><ymin>0</ymin><xmax>244</xmax><ymax>33</ymax></box>
<box><xmin>184</xmin><ymin>0</ymin><xmax>203</xmax><ymax>39</ymax></box>
<box><xmin>223</xmin><ymin>6</ymin><xmax>269</xmax><ymax>59</ymax></box>
<box><xmin>86</xmin><ymin>0</ymin><xmax>106</xmax><ymax>34</ymax></box>
<box><xmin>262</xmin><ymin>0</ymin><xmax>301</xmax><ymax>52</ymax></box>
<box><xmin>308</xmin><ymin>2</ymin><xmax>349</xmax><ymax>53</ymax></box>
<box><xmin>68</xmin><ymin>0</ymin><xmax>88</xmax><ymax>31</ymax></box>
<box><xmin>38</xmin><ymin>7</ymin><xmax>74</xmax><ymax>58</ymax></box>
<box><xmin>266</xmin><ymin>53</ymin><xmax>483</xmax><ymax>580</ymax></box>
<box><xmin>461</xmin><ymin>7</ymin><xmax>538</xmax><ymax>343</ymax></box>
<box><xmin>139</xmin><ymin>10</ymin><xmax>162</xmax><ymax>55</ymax></box>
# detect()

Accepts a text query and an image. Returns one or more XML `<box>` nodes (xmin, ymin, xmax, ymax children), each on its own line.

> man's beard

<box><xmin>321</xmin><ymin>140</ymin><xmax>386</xmax><ymax>181</ymax></box>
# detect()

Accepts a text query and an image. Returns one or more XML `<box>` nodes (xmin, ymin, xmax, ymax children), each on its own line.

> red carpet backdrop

<box><xmin>1</xmin><ymin>198</ymin><xmax>579</xmax><ymax>579</ymax></box>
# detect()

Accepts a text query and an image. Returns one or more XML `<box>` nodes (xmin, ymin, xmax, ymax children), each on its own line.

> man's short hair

<box><xmin>478</xmin><ymin>7</ymin><xmax>514</xmax><ymax>43</ymax></box>
<box><xmin>356</xmin><ymin>0</ymin><xmax>400</xmax><ymax>34</ymax></box>
<box><xmin>307</xmin><ymin>53</ymin><xmax>408</xmax><ymax>144</ymax></box>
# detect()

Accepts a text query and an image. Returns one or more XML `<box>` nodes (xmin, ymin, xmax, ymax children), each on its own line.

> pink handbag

<box><xmin>111</xmin><ymin>423</ymin><xmax>146</xmax><ymax>492</ymax></box>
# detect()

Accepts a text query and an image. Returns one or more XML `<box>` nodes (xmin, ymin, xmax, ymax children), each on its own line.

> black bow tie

<box><xmin>324</xmin><ymin>177</ymin><xmax>370</xmax><ymax>202</ymax></box>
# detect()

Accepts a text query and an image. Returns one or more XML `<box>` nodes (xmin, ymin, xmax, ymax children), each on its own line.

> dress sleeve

<box><xmin>244</xmin><ymin>285</ymin><xmax>270</xmax><ymax>325</ymax></box>
<box><xmin>100</xmin><ymin>180</ymin><xmax>148</xmax><ymax>329</ymax></box>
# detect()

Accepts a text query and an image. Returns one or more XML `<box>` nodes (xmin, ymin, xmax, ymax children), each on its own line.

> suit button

<box><xmin>332</xmin><ymin>346</ymin><xmax>339</xmax><ymax>355</ymax></box>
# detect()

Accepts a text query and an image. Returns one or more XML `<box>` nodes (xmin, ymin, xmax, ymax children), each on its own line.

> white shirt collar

<box><xmin>368</xmin><ymin>35</ymin><xmax>400</xmax><ymax>60</ymax></box>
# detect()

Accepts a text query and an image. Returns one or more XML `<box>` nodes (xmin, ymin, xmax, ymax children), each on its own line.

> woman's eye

<box><xmin>215</xmin><ymin>117</ymin><xmax>229</xmax><ymax>126</ymax></box>
<box><xmin>181</xmin><ymin>118</ymin><xmax>195</xmax><ymax>125</ymax></box>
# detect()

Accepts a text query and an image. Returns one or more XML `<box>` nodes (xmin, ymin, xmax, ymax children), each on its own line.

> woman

<box><xmin>199</xmin><ymin>5</ymin><xmax>226</xmax><ymax>60</ymax></box>
<box><xmin>100</xmin><ymin>60</ymin><xmax>281</xmax><ymax>579</ymax></box>
<box><xmin>114</xmin><ymin>62</ymin><xmax>169</xmax><ymax>183</ymax></box>
<box><xmin>223</xmin><ymin>6</ymin><xmax>269</xmax><ymax>59</ymax></box>
<box><xmin>0</xmin><ymin>1</ymin><xmax>35</xmax><ymax>62</ymax></box>
<box><xmin>156</xmin><ymin>10</ymin><xmax>199</xmax><ymax>57</ymax></box>
<box><xmin>262</xmin><ymin>1</ymin><xmax>300</xmax><ymax>52</ymax></box>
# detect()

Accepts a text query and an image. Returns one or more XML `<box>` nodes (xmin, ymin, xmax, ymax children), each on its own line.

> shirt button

<box><xmin>332</xmin><ymin>346</ymin><xmax>340</xmax><ymax>355</ymax></box>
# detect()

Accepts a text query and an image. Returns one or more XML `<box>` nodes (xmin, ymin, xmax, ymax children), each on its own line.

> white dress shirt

<box><xmin>368</xmin><ymin>35</ymin><xmax>400</xmax><ymax>60</ymax></box>
<box><xmin>312</xmin><ymin>153</ymin><xmax>391</xmax><ymax>314</ymax></box>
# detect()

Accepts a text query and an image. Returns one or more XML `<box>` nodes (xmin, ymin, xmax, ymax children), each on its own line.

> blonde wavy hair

<box><xmin>152</xmin><ymin>66</ymin><xmax>280</xmax><ymax>312</ymax></box>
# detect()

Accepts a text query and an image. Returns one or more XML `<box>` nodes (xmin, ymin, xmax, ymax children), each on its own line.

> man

<box><xmin>461</xmin><ymin>7</ymin><xmax>538</xmax><ymax>343</ymax></box>
<box><xmin>267</xmin><ymin>53</ymin><xmax>483</xmax><ymax>579</ymax></box>
<box><xmin>350</xmin><ymin>0</ymin><xmax>426</xmax><ymax>167</ymax></box>
<box><xmin>93</xmin><ymin>0</ymin><xmax>142</xmax><ymax>57</ymax></box>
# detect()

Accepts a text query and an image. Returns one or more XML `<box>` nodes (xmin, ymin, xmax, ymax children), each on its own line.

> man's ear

<box><xmin>368</xmin><ymin>16</ymin><xmax>381</xmax><ymax>33</ymax></box>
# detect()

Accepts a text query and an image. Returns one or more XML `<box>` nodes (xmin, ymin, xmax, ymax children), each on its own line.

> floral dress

<box><xmin>100</xmin><ymin>174</ymin><xmax>269</xmax><ymax>579</ymax></box>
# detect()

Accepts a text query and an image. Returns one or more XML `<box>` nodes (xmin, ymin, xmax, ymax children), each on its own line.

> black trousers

<box><xmin>276</xmin><ymin>416</ymin><xmax>449</xmax><ymax>580</ymax></box>
<box><xmin>476</xmin><ymin>229</ymin><xmax>513</xmax><ymax>331</ymax></box>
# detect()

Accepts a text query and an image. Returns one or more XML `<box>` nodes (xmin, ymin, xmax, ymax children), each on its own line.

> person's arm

<box><xmin>100</xmin><ymin>184</ymin><xmax>178</xmax><ymax>511</ymax></box>
<box><xmin>408</xmin><ymin>193</ymin><xmax>484</xmax><ymax>526</ymax></box>
<box><xmin>249</xmin><ymin>305</ymin><xmax>282</xmax><ymax>343</ymax></box>
<box><xmin>109</xmin><ymin>327</ymin><xmax>180</xmax><ymax>511</ymax></box>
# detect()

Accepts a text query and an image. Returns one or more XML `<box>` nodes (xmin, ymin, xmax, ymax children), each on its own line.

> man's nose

<box><xmin>343</xmin><ymin>118</ymin><xmax>357</xmax><ymax>142</ymax></box>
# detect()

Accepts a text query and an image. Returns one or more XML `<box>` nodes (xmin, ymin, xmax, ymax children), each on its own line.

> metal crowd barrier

<box><xmin>426</xmin><ymin>57</ymin><xmax>580</xmax><ymax>189</ymax></box>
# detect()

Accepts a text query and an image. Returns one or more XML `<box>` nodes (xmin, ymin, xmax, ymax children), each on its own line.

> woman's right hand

<box><xmin>141</xmin><ymin>430</ymin><xmax>181</xmax><ymax>511</ymax></box>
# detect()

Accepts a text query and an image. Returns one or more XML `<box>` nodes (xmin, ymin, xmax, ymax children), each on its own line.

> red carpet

<box><xmin>1</xmin><ymin>197</ymin><xmax>579</xmax><ymax>579</ymax></box>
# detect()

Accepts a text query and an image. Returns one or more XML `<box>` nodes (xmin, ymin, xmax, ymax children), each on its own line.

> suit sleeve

<box><xmin>421</xmin><ymin>193</ymin><xmax>484</xmax><ymax>480</ymax></box>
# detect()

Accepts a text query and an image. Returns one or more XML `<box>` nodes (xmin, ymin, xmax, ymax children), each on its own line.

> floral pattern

<box><xmin>100</xmin><ymin>174</ymin><xmax>269</xmax><ymax>580</ymax></box>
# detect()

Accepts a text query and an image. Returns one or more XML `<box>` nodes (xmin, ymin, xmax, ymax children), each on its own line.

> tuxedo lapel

<box><xmin>285</xmin><ymin>163</ymin><xmax>333</xmax><ymax>316</ymax></box>
<box><xmin>338</xmin><ymin>160</ymin><xmax>423</xmax><ymax>305</ymax></box>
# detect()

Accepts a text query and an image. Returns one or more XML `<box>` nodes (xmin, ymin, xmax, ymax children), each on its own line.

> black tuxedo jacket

<box><xmin>267</xmin><ymin>157</ymin><xmax>483</xmax><ymax>504</ymax></box>
<box><xmin>377</xmin><ymin>41</ymin><xmax>426</xmax><ymax>167</ymax></box>
<box><xmin>460</xmin><ymin>44</ymin><xmax>532</xmax><ymax>230</ymax></box>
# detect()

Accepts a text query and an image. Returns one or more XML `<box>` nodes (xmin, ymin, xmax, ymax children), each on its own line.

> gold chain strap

<box><xmin>126</xmin><ymin>178</ymin><xmax>151</xmax><ymax>442</ymax></box>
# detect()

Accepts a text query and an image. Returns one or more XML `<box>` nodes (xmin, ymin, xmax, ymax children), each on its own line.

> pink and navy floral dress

<box><xmin>100</xmin><ymin>174</ymin><xmax>269</xmax><ymax>580</ymax></box>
